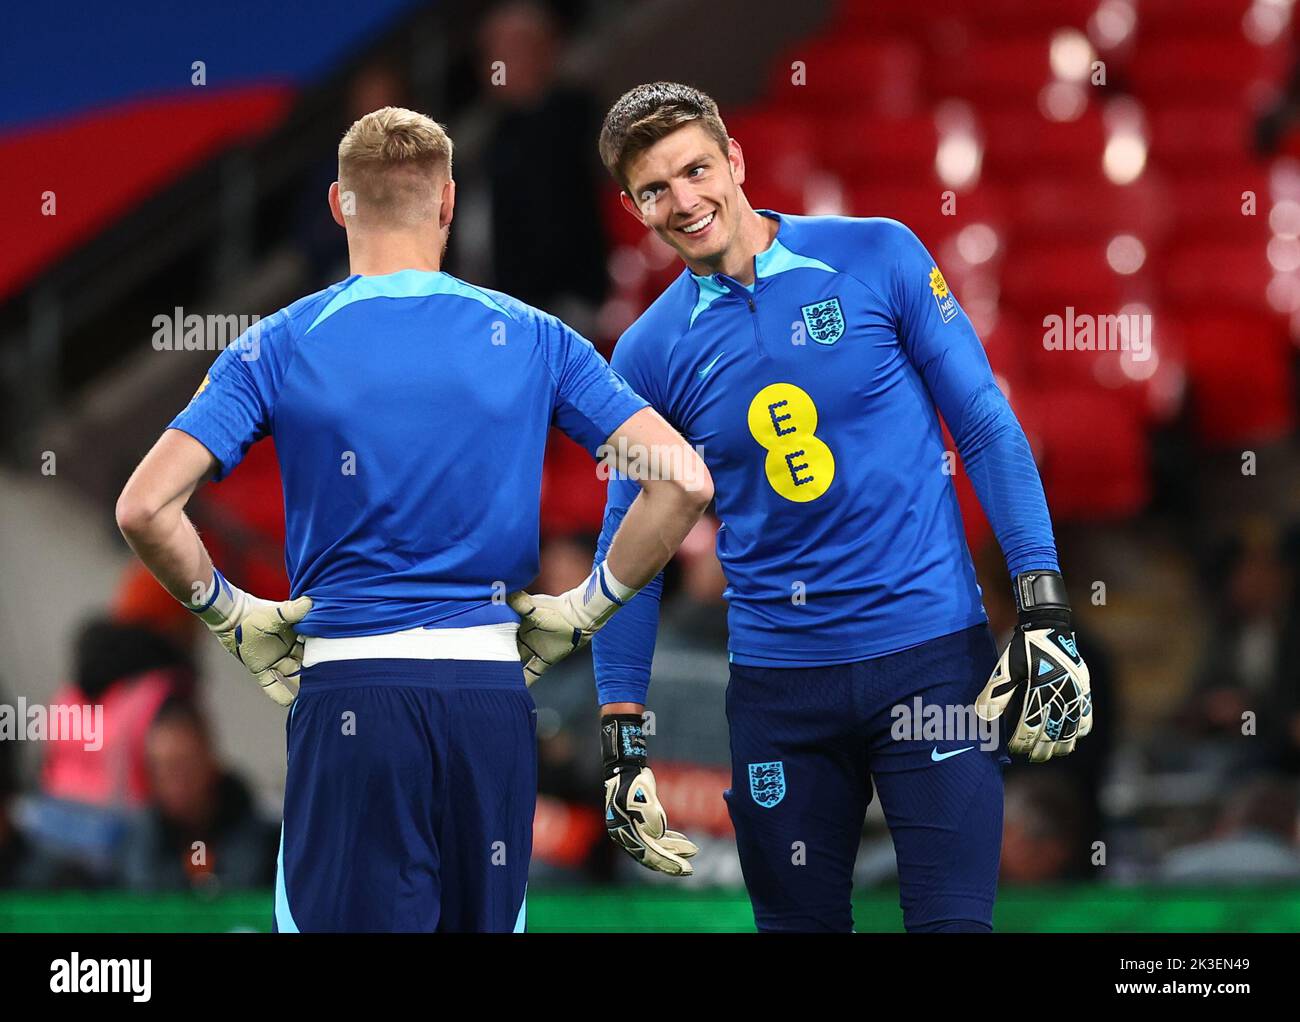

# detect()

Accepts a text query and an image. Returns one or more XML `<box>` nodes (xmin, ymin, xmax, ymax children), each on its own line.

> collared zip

<box><xmin>716</xmin><ymin>274</ymin><xmax>763</xmax><ymax>356</ymax></box>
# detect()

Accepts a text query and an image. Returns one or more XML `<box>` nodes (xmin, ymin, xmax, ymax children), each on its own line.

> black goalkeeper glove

<box><xmin>976</xmin><ymin>570</ymin><xmax>1093</xmax><ymax>762</ymax></box>
<box><xmin>601</xmin><ymin>713</ymin><xmax>698</xmax><ymax>876</ymax></box>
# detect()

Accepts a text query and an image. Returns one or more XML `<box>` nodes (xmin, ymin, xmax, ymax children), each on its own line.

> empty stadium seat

<box><xmin>1172</xmin><ymin>312</ymin><xmax>1297</xmax><ymax>447</ymax></box>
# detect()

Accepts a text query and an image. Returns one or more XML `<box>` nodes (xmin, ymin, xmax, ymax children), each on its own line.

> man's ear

<box><xmin>439</xmin><ymin>178</ymin><xmax>456</xmax><ymax>229</ymax></box>
<box><xmin>727</xmin><ymin>138</ymin><xmax>746</xmax><ymax>188</ymax></box>
<box><xmin>328</xmin><ymin>181</ymin><xmax>347</xmax><ymax>227</ymax></box>
<box><xmin>619</xmin><ymin>190</ymin><xmax>648</xmax><ymax>226</ymax></box>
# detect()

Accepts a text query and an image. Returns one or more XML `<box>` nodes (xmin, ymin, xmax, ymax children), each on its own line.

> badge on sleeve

<box><xmin>929</xmin><ymin>267</ymin><xmax>959</xmax><ymax>324</ymax></box>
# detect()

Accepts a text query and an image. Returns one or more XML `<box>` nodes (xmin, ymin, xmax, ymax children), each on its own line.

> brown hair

<box><xmin>337</xmin><ymin>106</ymin><xmax>454</xmax><ymax>227</ymax></box>
<box><xmin>598</xmin><ymin>82</ymin><xmax>730</xmax><ymax>191</ymax></box>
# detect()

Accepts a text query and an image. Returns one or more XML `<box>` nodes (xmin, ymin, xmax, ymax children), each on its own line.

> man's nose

<box><xmin>666</xmin><ymin>181</ymin><xmax>701</xmax><ymax>217</ymax></box>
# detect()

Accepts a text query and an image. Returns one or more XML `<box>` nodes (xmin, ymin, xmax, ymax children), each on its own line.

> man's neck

<box><xmin>689</xmin><ymin>209</ymin><xmax>778</xmax><ymax>286</ymax></box>
<box><xmin>346</xmin><ymin>234</ymin><xmax>445</xmax><ymax>277</ymax></box>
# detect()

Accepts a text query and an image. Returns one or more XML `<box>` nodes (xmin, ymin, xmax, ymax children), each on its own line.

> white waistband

<box><xmin>302</xmin><ymin>622</ymin><xmax>519</xmax><ymax>667</ymax></box>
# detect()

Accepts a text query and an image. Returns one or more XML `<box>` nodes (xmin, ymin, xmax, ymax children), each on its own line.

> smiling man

<box><xmin>583</xmin><ymin>82</ymin><xmax>1094</xmax><ymax>932</ymax></box>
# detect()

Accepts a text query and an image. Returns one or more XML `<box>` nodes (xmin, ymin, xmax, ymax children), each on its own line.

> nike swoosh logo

<box><xmin>697</xmin><ymin>352</ymin><xmax>724</xmax><ymax>378</ymax></box>
<box><xmin>931</xmin><ymin>746</ymin><xmax>975</xmax><ymax>762</ymax></box>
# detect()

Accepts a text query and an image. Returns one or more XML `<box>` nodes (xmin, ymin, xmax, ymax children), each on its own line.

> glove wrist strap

<box><xmin>1012</xmin><ymin>570</ymin><xmax>1071</xmax><ymax>628</ymax></box>
<box><xmin>189</xmin><ymin>567</ymin><xmax>246</xmax><ymax>631</ymax></box>
<box><xmin>601</xmin><ymin>713</ymin><xmax>648</xmax><ymax>775</ymax></box>
<box><xmin>567</xmin><ymin>560</ymin><xmax>640</xmax><ymax>631</ymax></box>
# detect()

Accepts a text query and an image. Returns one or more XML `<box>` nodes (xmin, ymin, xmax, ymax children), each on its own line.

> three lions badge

<box><xmin>748</xmin><ymin>761</ymin><xmax>786</xmax><ymax>808</ymax></box>
<box><xmin>800</xmin><ymin>297</ymin><xmax>845</xmax><ymax>345</ymax></box>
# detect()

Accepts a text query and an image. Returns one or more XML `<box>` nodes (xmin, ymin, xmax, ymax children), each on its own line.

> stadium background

<box><xmin>2</xmin><ymin>0</ymin><xmax>1300</xmax><ymax>931</ymax></box>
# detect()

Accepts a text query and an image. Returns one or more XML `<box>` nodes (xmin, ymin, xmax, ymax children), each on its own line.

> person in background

<box><xmin>1186</xmin><ymin>523</ymin><xmax>1299</xmax><ymax>771</ymax></box>
<box><xmin>479</xmin><ymin>1</ymin><xmax>608</xmax><ymax>330</ymax></box>
<box><xmin>1158</xmin><ymin>775</ymin><xmax>1300</xmax><ymax>885</ymax></box>
<box><xmin>41</xmin><ymin>618</ymin><xmax>195</xmax><ymax>811</ymax></box>
<box><xmin>119</xmin><ymin>699</ymin><xmax>278</xmax><ymax>892</ymax></box>
<box><xmin>1000</xmin><ymin>773</ymin><xmax>1088</xmax><ymax>885</ymax></box>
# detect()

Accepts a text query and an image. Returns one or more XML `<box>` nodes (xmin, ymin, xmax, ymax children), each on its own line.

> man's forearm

<box><xmin>117</xmin><ymin>507</ymin><xmax>215</xmax><ymax>609</ymax></box>
<box><xmin>604</xmin><ymin>483</ymin><xmax>707</xmax><ymax>590</ymax></box>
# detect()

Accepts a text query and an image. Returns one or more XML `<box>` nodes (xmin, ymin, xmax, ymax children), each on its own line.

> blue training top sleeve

<box><xmin>166</xmin><ymin>309</ymin><xmax>295</xmax><ymax>481</ymax></box>
<box><xmin>540</xmin><ymin>313</ymin><xmax>647</xmax><ymax>456</ymax></box>
<box><xmin>590</xmin><ymin>332</ymin><xmax>665</xmax><ymax>706</ymax></box>
<box><xmin>888</xmin><ymin>223</ymin><xmax>1060</xmax><ymax>577</ymax></box>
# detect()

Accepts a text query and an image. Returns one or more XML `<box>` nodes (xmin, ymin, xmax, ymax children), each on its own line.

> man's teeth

<box><xmin>681</xmin><ymin>212</ymin><xmax>715</xmax><ymax>234</ymax></box>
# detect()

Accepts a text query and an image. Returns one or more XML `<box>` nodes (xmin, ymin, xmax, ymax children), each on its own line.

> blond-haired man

<box><xmin>116</xmin><ymin>107</ymin><xmax>711</xmax><ymax>931</ymax></box>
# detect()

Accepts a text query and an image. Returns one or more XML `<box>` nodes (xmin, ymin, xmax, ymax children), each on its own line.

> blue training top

<box><xmin>592</xmin><ymin>211</ymin><xmax>1058</xmax><ymax>703</ymax></box>
<box><xmin>169</xmin><ymin>268</ymin><xmax>647</xmax><ymax>637</ymax></box>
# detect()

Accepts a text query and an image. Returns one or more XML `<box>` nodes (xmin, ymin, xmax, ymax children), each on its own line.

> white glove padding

<box><xmin>604</xmin><ymin>765</ymin><xmax>699</xmax><ymax>877</ymax></box>
<box><xmin>976</xmin><ymin>624</ymin><xmax>1092</xmax><ymax>763</ymax></box>
<box><xmin>507</xmin><ymin>561</ymin><xmax>637</xmax><ymax>685</ymax></box>
<box><xmin>195</xmin><ymin>569</ymin><xmax>312</xmax><ymax>706</ymax></box>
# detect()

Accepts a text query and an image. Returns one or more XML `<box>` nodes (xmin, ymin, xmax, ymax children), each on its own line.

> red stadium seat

<box><xmin>723</xmin><ymin>109</ymin><xmax>818</xmax><ymax>213</ymax></box>
<box><xmin>929</xmin><ymin>35</ymin><xmax>1054</xmax><ymax>104</ymax></box>
<box><xmin>1129</xmin><ymin>37</ymin><xmax>1284</xmax><ymax>105</ymax></box>
<box><xmin>1001</xmin><ymin>238</ymin><xmax>1147</xmax><ymax>315</ymax></box>
<box><xmin>1163</xmin><ymin>239</ymin><xmax>1272</xmax><ymax>311</ymax></box>
<box><xmin>812</xmin><ymin>112</ymin><xmax>937</xmax><ymax>182</ymax></box>
<box><xmin>1162</xmin><ymin>173</ymin><xmax>1273</xmax><ymax>246</ymax></box>
<box><xmin>1016</xmin><ymin>387</ymin><xmax>1150</xmax><ymax>520</ymax></box>
<box><xmin>1147</xmin><ymin>103</ymin><xmax>1266</xmax><ymax>175</ymax></box>
<box><xmin>1001</xmin><ymin>172</ymin><xmax>1172</xmax><ymax>247</ymax></box>
<box><xmin>1137</xmin><ymin>0</ymin><xmax>1257</xmax><ymax>38</ymax></box>
<box><xmin>981</xmin><ymin>107</ymin><xmax>1108</xmax><ymax>181</ymax></box>
<box><xmin>766</xmin><ymin>37</ymin><xmax>924</xmax><ymax>116</ymax></box>
<box><xmin>1171</xmin><ymin>312</ymin><xmax>1297</xmax><ymax>448</ymax></box>
<box><xmin>849</xmin><ymin>181</ymin><xmax>967</xmax><ymax>249</ymax></box>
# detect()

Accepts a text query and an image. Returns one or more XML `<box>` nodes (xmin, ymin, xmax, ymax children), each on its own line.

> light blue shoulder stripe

<box><xmin>689</xmin><ymin>273</ymin><xmax>729</xmax><ymax>328</ymax></box>
<box><xmin>756</xmin><ymin>237</ymin><xmax>837</xmax><ymax>278</ymax></box>
<box><xmin>305</xmin><ymin>270</ymin><xmax>513</xmax><ymax>334</ymax></box>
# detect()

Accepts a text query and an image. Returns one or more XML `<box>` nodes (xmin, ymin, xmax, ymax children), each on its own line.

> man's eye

<box><xmin>689</xmin><ymin>166</ymin><xmax>705</xmax><ymax>177</ymax></box>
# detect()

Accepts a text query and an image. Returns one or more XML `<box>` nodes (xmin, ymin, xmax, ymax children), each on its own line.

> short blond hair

<box><xmin>337</xmin><ymin>107</ymin><xmax>454</xmax><ymax>227</ymax></box>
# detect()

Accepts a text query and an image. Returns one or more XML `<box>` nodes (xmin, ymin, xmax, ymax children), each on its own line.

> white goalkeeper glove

<box><xmin>506</xmin><ymin>560</ymin><xmax>638</xmax><ymax>686</ymax></box>
<box><xmin>601</xmin><ymin>713</ymin><xmax>698</xmax><ymax>876</ymax></box>
<box><xmin>191</xmin><ymin>568</ymin><xmax>312</xmax><ymax>707</ymax></box>
<box><xmin>976</xmin><ymin>570</ymin><xmax>1093</xmax><ymax>763</ymax></box>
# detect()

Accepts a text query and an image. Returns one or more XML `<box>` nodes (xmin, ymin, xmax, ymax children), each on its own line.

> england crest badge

<box><xmin>800</xmin><ymin>297</ymin><xmax>845</xmax><ymax>345</ymax></box>
<box><xmin>748</xmin><ymin>761</ymin><xmax>786</xmax><ymax>808</ymax></box>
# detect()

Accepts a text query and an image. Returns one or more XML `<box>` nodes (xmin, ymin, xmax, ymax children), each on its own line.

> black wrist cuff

<box><xmin>601</xmin><ymin>713</ymin><xmax>647</xmax><ymax>772</ymax></box>
<box><xmin>1013</xmin><ymin>570</ymin><xmax>1072</xmax><ymax>626</ymax></box>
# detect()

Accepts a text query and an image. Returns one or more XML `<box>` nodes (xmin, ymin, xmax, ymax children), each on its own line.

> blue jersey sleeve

<box><xmin>166</xmin><ymin>309</ymin><xmax>296</xmax><ymax>481</ymax></box>
<box><xmin>888</xmin><ymin>223</ymin><xmax>1059</xmax><ymax>577</ymax></box>
<box><xmin>540</xmin><ymin>314</ymin><xmax>647</xmax><ymax>456</ymax></box>
<box><xmin>590</xmin><ymin>331</ymin><xmax>666</xmax><ymax>705</ymax></box>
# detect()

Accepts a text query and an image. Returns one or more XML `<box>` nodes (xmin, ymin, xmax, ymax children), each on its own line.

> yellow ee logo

<box><xmin>928</xmin><ymin>266</ymin><xmax>949</xmax><ymax>299</ymax></box>
<box><xmin>746</xmin><ymin>383</ymin><xmax>835</xmax><ymax>502</ymax></box>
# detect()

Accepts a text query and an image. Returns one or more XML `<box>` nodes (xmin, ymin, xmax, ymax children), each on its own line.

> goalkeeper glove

<box><xmin>601</xmin><ymin>713</ymin><xmax>698</xmax><ymax>876</ymax></box>
<box><xmin>506</xmin><ymin>560</ymin><xmax>638</xmax><ymax>685</ymax></box>
<box><xmin>976</xmin><ymin>570</ymin><xmax>1093</xmax><ymax>762</ymax></box>
<box><xmin>191</xmin><ymin>568</ymin><xmax>312</xmax><ymax>707</ymax></box>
